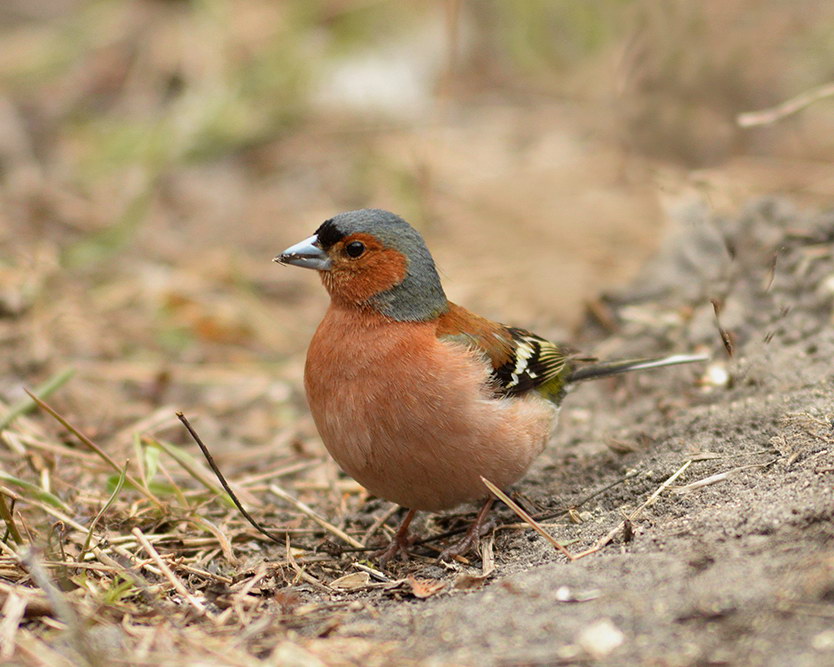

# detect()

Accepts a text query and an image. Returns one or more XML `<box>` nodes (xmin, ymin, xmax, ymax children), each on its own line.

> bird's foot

<box><xmin>374</xmin><ymin>508</ymin><xmax>417</xmax><ymax>566</ymax></box>
<box><xmin>373</xmin><ymin>533</ymin><xmax>414</xmax><ymax>565</ymax></box>
<box><xmin>438</xmin><ymin>497</ymin><xmax>496</xmax><ymax>562</ymax></box>
<box><xmin>438</xmin><ymin>517</ymin><xmax>496</xmax><ymax>562</ymax></box>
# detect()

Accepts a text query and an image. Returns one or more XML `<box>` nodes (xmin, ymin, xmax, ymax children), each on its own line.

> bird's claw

<box><xmin>437</xmin><ymin>516</ymin><xmax>496</xmax><ymax>562</ymax></box>
<box><xmin>373</xmin><ymin>533</ymin><xmax>414</xmax><ymax>565</ymax></box>
<box><xmin>374</xmin><ymin>508</ymin><xmax>417</xmax><ymax>566</ymax></box>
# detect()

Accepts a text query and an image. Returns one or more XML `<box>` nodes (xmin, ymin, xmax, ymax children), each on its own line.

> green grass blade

<box><xmin>0</xmin><ymin>471</ymin><xmax>70</xmax><ymax>511</ymax></box>
<box><xmin>0</xmin><ymin>492</ymin><xmax>23</xmax><ymax>544</ymax></box>
<box><xmin>148</xmin><ymin>438</ymin><xmax>235</xmax><ymax>508</ymax></box>
<box><xmin>81</xmin><ymin>460</ymin><xmax>128</xmax><ymax>557</ymax></box>
<box><xmin>0</xmin><ymin>368</ymin><xmax>76</xmax><ymax>431</ymax></box>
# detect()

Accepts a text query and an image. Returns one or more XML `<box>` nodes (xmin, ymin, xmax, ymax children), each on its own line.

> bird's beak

<box><xmin>274</xmin><ymin>234</ymin><xmax>332</xmax><ymax>271</ymax></box>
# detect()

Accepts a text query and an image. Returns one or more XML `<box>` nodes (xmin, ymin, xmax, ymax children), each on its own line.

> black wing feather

<box><xmin>491</xmin><ymin>328</ymin><xmax>569</xmax><ymax>397</ymax></box>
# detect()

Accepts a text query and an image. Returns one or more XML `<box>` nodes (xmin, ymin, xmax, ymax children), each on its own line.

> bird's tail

<box><xmin>567</xmin><ymin>353</ymin><xmax>708</xmax><ymax>383</ymax></box>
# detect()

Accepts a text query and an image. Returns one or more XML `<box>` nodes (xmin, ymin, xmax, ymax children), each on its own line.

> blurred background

<box><xmin>2</xmin><ymin>0</ymin><xmax>834</xmax><ymax>434</ymax></box>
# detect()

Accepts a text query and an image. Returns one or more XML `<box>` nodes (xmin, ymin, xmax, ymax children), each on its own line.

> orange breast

<box><xmin>304</xmin><ymin>304</ymin><xmax>558</xmax><ymax>511</ymax></box>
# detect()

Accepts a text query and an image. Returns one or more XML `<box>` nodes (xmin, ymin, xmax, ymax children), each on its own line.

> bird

<box><xmin>275</xmin><ymin>208</ymin><xmax>707</xmax><ymax>563</ymax></box>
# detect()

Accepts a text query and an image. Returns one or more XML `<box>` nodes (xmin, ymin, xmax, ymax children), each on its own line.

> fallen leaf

<box><xmin>453</xmin><ymin>574</ymin><xmax>489</xmax><ymax>591</ymax></box>
<box><xmin>407</xmin><ymin>575</ymin><xmax>445</xmax><ymax>599</ymax></box>
<box><xmin>330</xmin><ymin>572</ymin><xmax>371</xmax><ymax>590</ymax></box>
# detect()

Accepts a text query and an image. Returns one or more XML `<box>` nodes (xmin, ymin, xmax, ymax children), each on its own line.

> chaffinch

<box><xmin>276</xmin><ymin>209</ymin><xmax>706</xmax><ymax>562</ymax></box>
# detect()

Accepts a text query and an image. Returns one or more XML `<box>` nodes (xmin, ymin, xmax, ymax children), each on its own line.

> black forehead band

<box><xmin>315</xmin><ymin>218</ymin><xmax>345</xmax><ymax>249</ymax></box>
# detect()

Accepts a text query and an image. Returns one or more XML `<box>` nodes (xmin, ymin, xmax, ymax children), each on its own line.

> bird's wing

<box><xmin>436</xmin><ymin>303</ymin><xmax>572</xmax><ymax>399</ymax></box>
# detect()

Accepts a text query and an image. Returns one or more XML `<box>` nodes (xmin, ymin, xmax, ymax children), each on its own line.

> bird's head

<box><xmin>275</xmin><ymin>209</ymin><xmax>448</xmax><ymax>321</ymax></box>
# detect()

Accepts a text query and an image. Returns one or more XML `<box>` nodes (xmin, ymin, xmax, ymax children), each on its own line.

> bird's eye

<box><xmin>345</xmin><ymin>241</ymin><xmax>365</xmax><ymax>258</ymax></box>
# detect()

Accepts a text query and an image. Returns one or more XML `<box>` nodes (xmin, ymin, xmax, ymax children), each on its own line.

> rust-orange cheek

<box><xmin>320</xmin><ymin>247</ymin><xmax>408</xmax><ymax>307</ymax></box>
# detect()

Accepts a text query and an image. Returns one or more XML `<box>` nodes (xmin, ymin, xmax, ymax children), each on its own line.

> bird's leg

<box><xmin>438</xmin><ymin>497</ymin><xmax>496</xmax><ymax>562</ymax></box>
<box><xmin>374</xmin><ymin>508</ymin><xmax>417</xmax><ymax>565</ymax></box>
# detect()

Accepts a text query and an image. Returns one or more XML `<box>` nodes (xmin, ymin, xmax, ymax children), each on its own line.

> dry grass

<box><xmin>3</xmin><ymin>1</ymin><xmax>834</xmax><ymax>664</ymax></box>
<box><xmin>2</xmin><ymin>368</ymin><xmax>655</xmax><ymax>663</ymax></box>
<box><xmin>0</xmin><ymin>376</ymin><xmax>429</xmax><ymax>663</ymax></box>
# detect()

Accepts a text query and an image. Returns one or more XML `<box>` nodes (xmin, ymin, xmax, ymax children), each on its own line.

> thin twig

<box><xmin>285</xmin><ymin>535</ymin><xmax>330</xmax><ymax>592</ymax></box>
<box><xmin>574</xmin><ymin>460</ymin><xmax>692</xmax><ymax>559</ymax></box>
<box><xmin>534</xmin><ymin>470</ymin><xmax>642</xmax><ymax>522</ymax></box>
<box><xmin>711</xmin><ymin>298</ymin><xmax>735</xmax><ymax>359</ymax></box>
<box><xmin>671</xmin><ymin>458</ymin><xmax>779</xmax><ymax>494</ymax></box>
<box><xmin>339</xmin><ymin>470</ymin><xmax>642</xmax><ymax>553</ymax></box>
<box><xmin>737</xmin><ymin>81</ymin><xmax>834</xmax><ymax>127</ymax></box>
<box><xmin>235</xmin><ymin>460</ymin><xmax>321</xmax><ymax>487</ymax></box>
<box><xmin>25</xmin><ymin>390</ymin><xmax>162</xmax><ymax>508</ymax></box>
<box><xmin>177</xmin><ymin>412</ymin><xmax>284</xmax><ymax>547</ymax></box>
<box><xmin>361</xmin><ymin>503</ymin><xmax>401</xmax><ymax>546</ymax></box>
<box><xmin>187</xmin><ymin>517</ymin><xmax>236</xmax><ymax>564</ymax></box>
<box><xmin>268</xmin><ymin>483</ymin><xmax>364</xmax><ymax>549</ymax></box>
<box><xmin>94</xmin><ymin>545</ymin><xmax>158</xmax><ymax>593</ymax></box>
<box><xmin>480</xmin><ymin>532</ymin><xmax>495</xmax><ymax>577</ymax></box>
<box><xmin>131</xmin><ymin>527</ymin><xmax>208</xmax><ymax>617</ymax></box>
<box><xmin>481</xmin><ymin>476</ymin><xmax>574</xmax><ymax>560</ymax></box>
